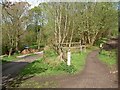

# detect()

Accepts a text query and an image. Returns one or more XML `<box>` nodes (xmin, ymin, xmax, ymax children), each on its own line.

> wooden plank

<box><xmin>62</xmin><ymin>46</ymin><xmax>85</xmax><ymax>48</ymax></box>
<box><xmin>59</xmin><ymin>42</ymin><xmax>80</xmax><ymax>45</ymax></box>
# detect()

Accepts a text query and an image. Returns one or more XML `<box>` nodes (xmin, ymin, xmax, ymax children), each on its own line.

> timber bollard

<box><xmin>67</xmin><ymin>49</ymin><xmax>71</xmax><ymax>66</ymax></box>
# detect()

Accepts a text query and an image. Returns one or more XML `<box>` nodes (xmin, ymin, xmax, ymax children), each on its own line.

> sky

<box><xmin>5</xmin><ymin>0</ymin><xmax>48</xmax><ymax>8</ymax></box>
<box><xmin>2</xmin><ymin>0</ymin><xmax>119</xmax><ymax>8</ymax></box>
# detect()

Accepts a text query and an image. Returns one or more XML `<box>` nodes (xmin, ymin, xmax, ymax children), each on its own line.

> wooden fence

<box><xmin>59</xmin><ymin>42</ymin><xmax>86</xmax><ymax>47</ymax></box>
<box><xmin>58</xmin><ymin>42</ymin><xmax>87</xmax><ymax>52</ymax></box>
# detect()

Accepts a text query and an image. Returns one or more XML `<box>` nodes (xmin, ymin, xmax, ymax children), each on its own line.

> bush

<box><xmin>29</xmin><ymin>45</ymin><xmax>38</xmax><ymax>49</ymax></box>
<box><xmin>21</xmin><ymin>58</ymin><xmax>49</xmax><ymax>76</ymax></box>
<box><xmin>44</xmin><ymin>49</ymin><xmax>57</xmax><ymax>57</ymax></box>
<box><xmin>29</xmin><ymin>44</ymin><xmax>45</xmax><ymax>49</ymax></box>
<box><xmin>95</xmin><ymin>38</ymin><xmax>108</xmax><ymax>46</ymax></box>
<box><xmin>100</xmin><ymin>50</ymin><xmax>116</xmax><ymax>57</ymax></box>
<box><xmin>20</xmin><ymin>50</ymin><xmax>89</xmax><ymax>76</ymax></box>
<box><xmin>55</xmin><ymin>62</ymin><xmax>76</xmax><ymax>74</ymax></box>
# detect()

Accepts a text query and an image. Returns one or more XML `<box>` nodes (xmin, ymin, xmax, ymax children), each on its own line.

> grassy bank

<box><xmin>20</xmin><ymin>49</ymin><xmax>90</xmax><ymax>77</ymax></box>
<box><xmin>1</xmin><ymin>53</ymin><xmax>36</xmax><ymax>64</ymax></box>
<box><xmin>98</xmin><ymin>49</ymin><xmax>117</xmax><ymax>68</ymax></box>
<box><xmin>1</xmin><ymin>54</ymin><xmax>21</xmax><ymax>64</ymax></box>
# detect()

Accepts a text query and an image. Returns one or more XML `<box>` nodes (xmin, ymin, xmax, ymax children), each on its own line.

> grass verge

<box><xmin>20</xmin><ymin>49</ymin><xmax>90</xmax><ymax>77</ymax></box>
<box><xmin>1</xmin><ymin>53</ymin><xmax>21</xmax><ymax>64</ymax></box>
<box><xmin>98</xmin><ymin>49</ymin><xmax>117</xmax><ymax>68</ymax></box>
<box><xmin>1</xmin><ymin>53</ymin><xmax>36</xmax><ymax>64</ymax></box>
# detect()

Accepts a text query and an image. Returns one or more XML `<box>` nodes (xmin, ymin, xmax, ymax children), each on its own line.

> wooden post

<box><xmin>84</xmin><ymin>45</ymin><xmax>86</xmax><ymax>53</ymax></box>
<box><xmin>67</xmin><ymin>49</ymin><xmax>71</xmax><ymax>66</ymax></box>
<box><xmin>80</xmin><ymin>46</ymin><xmax>82</xmax><ymax>53</ymax></box>
<box><xmin>80</xmin><ymin>40</ymin><xmax>82</xmax><ymax>54</ymax></box>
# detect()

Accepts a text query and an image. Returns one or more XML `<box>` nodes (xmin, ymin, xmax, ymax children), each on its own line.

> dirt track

<box><xmin>58</xmin><ymin>50</ymin><xmax>118</xmax><ymax>88</ymax></box>
<box><xmin>19</xmin><ymin>50</ymin><xmax>118</xmax><ymax>88</ymax></box>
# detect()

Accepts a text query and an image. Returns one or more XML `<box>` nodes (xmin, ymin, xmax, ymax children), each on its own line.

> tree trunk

<box><xmin>8</xmin><ymin>48</ymin><xmax>12</xmax><ymax>57</ymax></box>
<box><xmin>37</xmin><ymin>32</ymin><xmax>41</xmax><ymax>50</ymax></box>
<box><xmin>69</xmin><ymin>20</ymin><xmax>74</xmax><ymax>48</ymax></box>
<box><xmin>79</xmin><ymin>40</ymin><xmax>82</xmax><ymax>53</ymax></box>
<box><xmin>15</xmin><ymin>39</ymin><xmax>19</xmax><ymax>51</ymax></box>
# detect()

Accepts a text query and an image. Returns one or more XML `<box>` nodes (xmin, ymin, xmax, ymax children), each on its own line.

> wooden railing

<box><xmin>58</xmin><ymin>42</ymin><xmax>88</xmax><ymax>48</ymax></box>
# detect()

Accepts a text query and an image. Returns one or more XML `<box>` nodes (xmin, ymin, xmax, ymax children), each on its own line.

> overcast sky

<box><xmin>5</xmin><ymin>0</ymin><xmax>48</xmax><ymax>8</ymax></box>
<box><xmin>2</xmin><ymin>0</ymin><xmax>119</xmax><ymax>8</ymax></box>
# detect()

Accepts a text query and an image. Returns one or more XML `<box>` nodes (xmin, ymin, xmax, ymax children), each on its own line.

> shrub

<box><xmin>55</xmin><ymin>62</ymin><xmax>76</xmax><ymax>74</ymax></box>
<box><xmin>44</xmin><ymin>49</ymin><xmax>57</xmax><ymax>57</ymax></box>
<box><xmin>21</xmin><ymin>58</ymin><xmax>49</xmax><ymax>76</ymax></box>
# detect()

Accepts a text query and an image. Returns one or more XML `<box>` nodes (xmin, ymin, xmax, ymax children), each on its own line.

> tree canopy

<box><xmin>1</xmin><ymin>1</ymin><xmax>118</xmax><ymax>57</ymax></box>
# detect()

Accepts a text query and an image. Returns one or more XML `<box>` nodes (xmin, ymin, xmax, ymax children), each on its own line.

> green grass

<box><xmin>1</xmin><ymin>53</ymin><xmax>21</xmax><ymax>64</ymax></box>
<box><xmin>98</xmin><ymin>49</ymin><xmax>117</xmax><ymax>68</ymax></box>
<box><xmin>71</xmin><ymin>52</ymin><xmax>88</xmax><ymax>74</ymax></box>
<box><xmin>20</xmin><ymin>57</ymin><xmax>64</xmax><ymax>77</ymax></box>
<box><xmin>1</xmin><ymin>53</ymin><xmax>36</xmax><ymax>64</ymax></box>
<box><xmin>20</xmin><ymin>49</ymin><xmax>90</xmax><ymax>77</ymax></box>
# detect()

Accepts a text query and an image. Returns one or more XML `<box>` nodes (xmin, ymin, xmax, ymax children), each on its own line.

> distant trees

<box><xmin>29</xmin><ymin>6</ymin><xmax>42</xmax><ymax>50</ymax></box>
<box><xmin>2</xmin><ymin>1</ymin><xmax>30</xmax><ymax>56</ymax></box>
